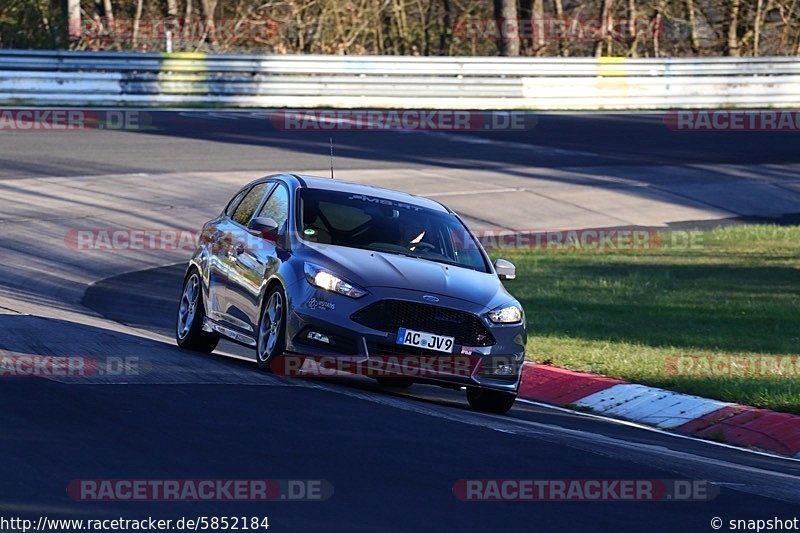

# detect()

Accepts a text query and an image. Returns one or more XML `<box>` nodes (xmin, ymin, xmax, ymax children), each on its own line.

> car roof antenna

<box><xmin>329</xmin><ymin>137</ymin><xmax>335</xmax><ymax>179</ymax></box>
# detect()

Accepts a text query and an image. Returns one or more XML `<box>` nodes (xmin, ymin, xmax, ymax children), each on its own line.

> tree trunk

<box><xmin>102</xmin><ymin>0</ymin><xmax>114</xmax><ymax>31</ymax></box>
<box><xmin>183</xmin><ymin>0</ymin><xmax>194</xmax><ymax>41</ymax></box>
<box><xmin>92</xmin><ymin>0</ymin><xmax>106</xmax><ymax>40</ymax></box>
<box><xmin>392</xmin><ymin>0</ymin><xmax>411</xmax><ymax>55</ymax></box>
<box><xmin>594</xmin><ymin>0</ymin><xmax>612</xmax><ymax>57</ymax></box>
<box><xmin>519</xmin><ymin>0</ymin><xmax>531</xmax><ymax>54</ymax></box>
<box><xmin>132</xmin><ymin>0</ymin><xmax>143</xmax><ymax>47</ymax></box>
<box><xmin>494</xmin><ymin>0</ymin><xmax>520</xmax><ymax>56</ymax></box>
<box><xmin>552</xmin><ymin>0</ymin><xmax>567</xmax><ymax>56</ymax></box>
<box><xmin>201</xmin><ymin>0</ymin><xmax>218</xmax><ymax>45</ymax></box>
<box><xmin>532</xmin><ymin>0</ymin><xmax>545</xmax><ymax>55</ymax></box>
<box><xmin>166</xmin><ymin>0</ymin><xmax>179</xmax><ymax>18</ymax></box>
<box><xmin>727</xmin><ymin>0</ymin><xmax>741</xmax><ymax>56</ymax></box>
<box><xmin>439</xmin><ymin>0</ymin><xmax>452</xmax><ymax>55</ymax></box>
<box><xmin>685</xmin><ymin>0</ymin><xmax>700</xmax><ymax>53</ymax></box>
<box><xmin>653</xmin><ymin>2</ymin><xmax>664</xmax><ymax>56</ymax></box>
<box><xmin>67</xmin><ymin>0</ymin><xmax>81</xmax><ymax>41</ymax></box>
<box><xmin>754</xmin><ymin>0</ymin><xmax>763</xmax><ymax>56</ymax></box>
<box><xmin>627</xmin><ymin>0</ymin><xmax>637</xmax><ymax>57</ymax></box>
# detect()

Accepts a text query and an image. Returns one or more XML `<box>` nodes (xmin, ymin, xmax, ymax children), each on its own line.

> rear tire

<box><xmin>176</xmin><ymin>270</ymin><xmax>219</xmax><ymax>353</ymax></box>
<box><xmin>466</xmin><ymin>387</ymin><xmax>516</xmax><ymax>414</ymax></box>
<box><xmin>256</xmin><ymin>285</ymin><xmax>287</xmax><ymax>372</ymax></box>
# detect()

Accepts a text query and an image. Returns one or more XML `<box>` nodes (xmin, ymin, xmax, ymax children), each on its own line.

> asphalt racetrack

<box><xmin>1</xmin><ymin>111</ymin><xmax>800</xmax><ymax>531</ymax></box>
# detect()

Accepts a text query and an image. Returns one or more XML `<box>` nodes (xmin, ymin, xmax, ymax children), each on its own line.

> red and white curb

<box><xmin>519</xmin><ymin>363</ymin><xmax>800</xmax><ymax>459</ymax></box>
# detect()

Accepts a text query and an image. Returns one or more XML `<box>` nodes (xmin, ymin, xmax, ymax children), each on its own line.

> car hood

<box><xmin>302</xmin><ymin>243</ymin><xmax>510</xmax><ymax>307</ymax></box>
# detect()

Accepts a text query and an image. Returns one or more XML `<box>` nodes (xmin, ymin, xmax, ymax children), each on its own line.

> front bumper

<box><xmin>283</xmin><ymin>286</ymin><xmax>526</xmax><ymax>392</ymax></box>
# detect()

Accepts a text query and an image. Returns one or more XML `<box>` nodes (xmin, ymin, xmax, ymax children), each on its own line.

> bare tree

<box><xmin>652</xmin><ymin>0</ymin><xmax>666</xmax><ymax>56</ymax></box>
<box><xmin>627</xmin><ymin>0</ymin><xmax>637</xmax><ymax>57</ymax></box>
<box><xmin>754</xmin><ymin>0</ymin><xmax>764</xmax><ymax>55</ymax></box>
<box><xmin>594</xmin><ymin>0</ymin><xmax>612</xmax><ymax>56</ymax></box>
<box><xmin>201</xmin><ymin>0</ymin><xmax>219</xmax><ymax>45</ymax></box>
<box><xmin>23</xmin><ymin>0</ymin><xmax>800</xmax><ymax>56</ymax></box>
<box><xmin>727</xmin><ymin>0</ymin><xmax>741</xmax><ymax>56</ymax></box>
<box><xmin>166</xmin><ymin>0</ymin><xmax>179</xmax><ymax>18</ymax></box>
<box><xmin>132</xmin><ymin>0</ymin><xmax>143</xmax><ymax>46</ymax></box>
<box><xmin>67</xmin><ymin>0</ymin><xmax>81</xmax><ymax>41</ymax></box>
<box><xmin>532</xmin><ymin>0</ymin><xmax>545</xmax><ymax>55</ymax></box>
<box><xmin>551</xmin><ymin>0</ymin><xmax>567</xmax><ymax>56</ymax></box>
<box><xmin>685</xmin><ymin>0</ymin><xmax>700</xmax><ymax>53</ymax></box>
<box><xmin>183</xmin><ymin>0</ymin><xmax>194</xmax><ymax>42</ymax></box>
<box><xmin>102</xmin><ymin>0</ymin><xmax>115</xmax><ymax>41</ymax></box>
<box><xmin>493</xmin><ymin>0</ymin><xmax>519</xmax><ymax>56</ymax></box>
<box><xmin>439</xmin><ymin>0</ymin><xmax>452</xmax><ymax>54</ymax></box>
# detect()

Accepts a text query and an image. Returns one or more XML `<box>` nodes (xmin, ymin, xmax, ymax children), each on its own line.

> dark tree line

<box><xmin>2</xmin><ymin>0</ymin><xmax>799</xmax><ymax>56</ymax></box>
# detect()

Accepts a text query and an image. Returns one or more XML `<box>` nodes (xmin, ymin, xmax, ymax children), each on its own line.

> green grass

<box><xmin>493</xmin><ymin>225</ymin><xmax>800</xmax><ymax>414</ymax></box>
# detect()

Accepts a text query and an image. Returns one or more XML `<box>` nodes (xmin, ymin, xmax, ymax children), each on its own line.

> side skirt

<box><xmin>202</xmin><ymin>318</ymin><xmax>257</xmax><ymax>348</ymax></box>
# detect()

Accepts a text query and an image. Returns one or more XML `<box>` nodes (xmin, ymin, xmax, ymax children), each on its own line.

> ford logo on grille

<box><xmin>422</xmin><ymin>295</ymin><xmax>439</xmax><ymax>303</ymax></box>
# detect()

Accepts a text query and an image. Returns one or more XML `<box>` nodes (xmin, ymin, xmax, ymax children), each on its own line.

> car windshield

<box><xmin>298</xmin><ymin>188</ymin><xmax>489</xmax><ymax>273</ymax></box>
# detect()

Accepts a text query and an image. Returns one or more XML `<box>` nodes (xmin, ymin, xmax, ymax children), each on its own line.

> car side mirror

<box><xmin>493</xmin><ymin>258</ymin><xmax>516</xmax><ymax>281</ymax></box>
<box><xmin>247</xmin><ymin>217</ymin><xmax>279</xmax><ymax>241</ymax></box>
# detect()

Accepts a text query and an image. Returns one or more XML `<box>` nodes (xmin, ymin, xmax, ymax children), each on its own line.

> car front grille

<box><xmin>351</xmin><ymin>300</ymin><xmax>495</xmax><ymax>347</ymax></box>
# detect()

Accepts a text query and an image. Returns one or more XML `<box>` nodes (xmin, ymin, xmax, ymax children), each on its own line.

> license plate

<box><xmin>396</xmin><ymin>328</ymin><xmax>455</xmax><ymax>353</ymax></box>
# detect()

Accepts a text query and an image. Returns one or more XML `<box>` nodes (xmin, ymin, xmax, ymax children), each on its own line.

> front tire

<box><xmin>466</xmin><ymin>387</ymin><xmax>516</xmax><ymax>414</ymax></box>
<box><xmin>256</xmin><ymin>285</ymin><xmax>287</xmax><ymax>372</ymax></box>
<box><xmin>176</xmin><ymin>270</ymin><xmax>219</xmax><ymax>353</ymax></box>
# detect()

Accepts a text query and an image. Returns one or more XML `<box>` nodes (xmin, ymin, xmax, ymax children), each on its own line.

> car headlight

<box><xmin>304</xmin><ymin>263</ymin><xmax>368</xmax><ymax>298</ymax></box>
<box><xmin>488</xmin><ymin>304</ymin><xmax>523</xmax><ymax>324</ymax></box>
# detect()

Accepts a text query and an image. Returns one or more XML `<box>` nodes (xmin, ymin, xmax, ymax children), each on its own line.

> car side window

<box><xmin>258</xmin><ymin>184</ymin><xmax>290</xmax><ymax>235</ymax></box>
<box><xmin>224</xmin><ymin>187</ymin><xmax>250</xmax><ymax>218</ymax></box>
<box><xmin>231</xmin><ymin>183</ymin><xmax>269</xmax><ymax>226</ymax></box>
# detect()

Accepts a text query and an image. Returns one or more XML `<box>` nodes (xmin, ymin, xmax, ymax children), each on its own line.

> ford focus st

<box><xmin>176</xmin><ymin>174</ymin><xmax>526</xmax><ymax>414</ymax></box>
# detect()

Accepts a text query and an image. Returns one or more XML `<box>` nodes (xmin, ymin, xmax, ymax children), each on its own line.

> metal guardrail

<box><xmin>0</xmin><ymin>50</ymin><xmax>798</xmax><ymax>109</ymax></box>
